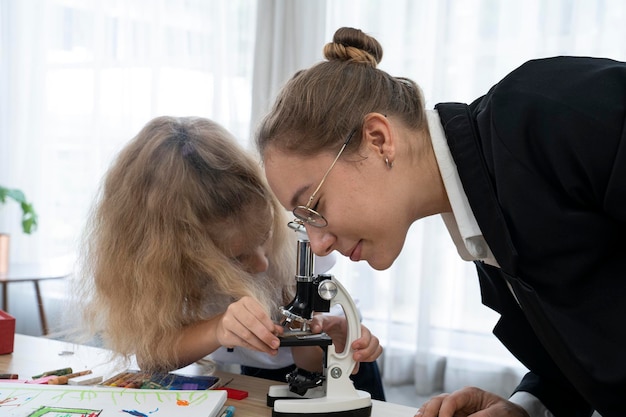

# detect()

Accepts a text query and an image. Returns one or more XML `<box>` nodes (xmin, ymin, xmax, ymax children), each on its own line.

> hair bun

<box><xmin>323</xmin><ymin>27</ymin><xmax>382</xmax><ymax>67</ymax></box>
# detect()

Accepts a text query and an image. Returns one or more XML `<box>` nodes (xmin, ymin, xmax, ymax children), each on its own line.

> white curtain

<box><xmin>0</xmin><ymin>0</ymin><xmax>257</xmax><ymax>265</ymax></box>
<box><xmin>250</xmin><ymin>0</ymin><xmax>327</xmax><ymax>138</ymax></box>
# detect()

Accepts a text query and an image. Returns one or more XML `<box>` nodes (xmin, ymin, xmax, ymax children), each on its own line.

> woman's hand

<box><xmin>416</xmin><ymin>387</ymin><xmax>530</xmax><ymax>417</ymax></box>
<box><xmin>309</xmin><ymin>315</ymin><xmax>383</xmax><ymax>365</ymax></box>
<box><xmin>215</xmin><ymin>296</ymin><xmax>284</xmax><ymax>355</ymax></box>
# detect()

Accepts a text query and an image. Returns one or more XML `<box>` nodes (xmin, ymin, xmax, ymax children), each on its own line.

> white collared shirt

<box><xmin>426</xmin><ymin>109</ymin><xmax>499</xmax><ymax>267</ymax></box>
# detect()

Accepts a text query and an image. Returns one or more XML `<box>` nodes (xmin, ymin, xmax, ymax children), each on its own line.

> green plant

<box><xmin>0</xmin><ymin>186</ymin><xmax>38</xmax><ymax>234</ymax></box>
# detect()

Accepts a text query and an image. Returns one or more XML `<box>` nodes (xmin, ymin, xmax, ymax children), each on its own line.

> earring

<box><xmin>385</xmin><ymin>157</ymin><xmax>394</xmax><ymax>169</ymax></box>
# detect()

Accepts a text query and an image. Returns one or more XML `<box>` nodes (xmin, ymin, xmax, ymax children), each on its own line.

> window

<box><xmin>0</xmin><ymin>0</ymin><xmax>257</xmax><ymax>262</ymax></box>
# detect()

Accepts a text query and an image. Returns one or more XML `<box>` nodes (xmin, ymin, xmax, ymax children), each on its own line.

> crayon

<box><xmin>32</xmin><ymin>367</ymin><xmax>73</xmax><ymax>379</ymax></box>
<box><xmin>48</xmin><ymin>370</ymin><xmax>93</xmax><ymax>385</ymax></box>
<box><xmin>107</xmin><ymin>372</ymin><xmax>134</xmax><ymax>387</ymax></box>
<box><xmin>101</xmin><ymin>372</ymin><xmax>129</xmax><ymax>386</ymax></box>
<box><xmin>216</xmin><ymin>387</ymin><xmax>248</xmax><ymax>400</ymax></box>
<box><xmin>0</xmin><ymin>374</ymin><xmax>18</xmax><ymax>379</ymax></box>
<box><xmin>220</xmin><ymin>405</ymin><xmax>236</xmax><ymax>417</ymax></box>
<box><xmin>121</xmin><ymin>373</ymin><xmax>149</xmax><ymax>388</ymax></box>
<box><xmin>102</xmin><ymin>371</ymin><xmax>151</xmax><ymax>388</ymax></box>
<box><xmin>68</xmin><ymin>374</ymin><xmax>104</xmax><ymax>386</ymax></box>
<box><xmin>99</xmin><ymin>370</ymin><xmax>219</xmax><ymax>390</ymax></box>
<box><xmin>26</xmin><ymin>375</ymin><xmax>58</xmax><ymax>384</ymax></box>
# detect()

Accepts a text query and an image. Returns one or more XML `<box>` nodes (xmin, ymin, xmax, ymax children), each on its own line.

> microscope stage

<box><xmin>279</xmin><ymin>331</ymin><xmax>333</xmax><ymax>347</ymax></box>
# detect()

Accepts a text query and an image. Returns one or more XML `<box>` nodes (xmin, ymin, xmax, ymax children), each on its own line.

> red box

<box><xmin>0</xmin><ymin>310</ymin><xmax>16</xmax><ymax>354</ymax></box>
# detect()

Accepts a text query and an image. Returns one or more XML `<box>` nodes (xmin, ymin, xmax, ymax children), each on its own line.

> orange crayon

<box><xmin>48</xmin><ymin>370</ymin><xmax>93</xmax><ymax>385</ymax></box>
<box><xmin>120</xmin><ymin>373</ymin><xmax>142</xmax><ymax>388</ymax></box>
<box><xmin>106</xmin><ymin>372</ymin><xmax>133</xmax><ymax>387</ymax></box>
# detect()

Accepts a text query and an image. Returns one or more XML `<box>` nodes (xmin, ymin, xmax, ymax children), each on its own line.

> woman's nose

<box><xmin>305</xmin><ymin>225</ymin><xmax>335</xmax><ymax>256</ymax></box>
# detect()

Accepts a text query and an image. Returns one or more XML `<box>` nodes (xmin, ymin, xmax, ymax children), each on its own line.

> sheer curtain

<box><xmin>250</xmin><ymin>0</ymin><xmax>327</xmax><ymax>136</ymax></box>
<box><xmin>0</xmin><ymin>0</ymin><xmax>257</xmax><ymax>266</ymax></box>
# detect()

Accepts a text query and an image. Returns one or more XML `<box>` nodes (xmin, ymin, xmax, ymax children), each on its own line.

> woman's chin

<box><xmin>365</xmin><ymin>255</ymin><xmax>394</xmax><ymax>271</ymax></box>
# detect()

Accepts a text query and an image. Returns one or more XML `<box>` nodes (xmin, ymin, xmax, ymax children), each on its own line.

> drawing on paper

<box><xmin>26</xmin><ymin>405</ymin><xmax>102</xmax><ymax>417</ymax></box>
<box><xmin>0</xmin><ymin>383</ymin><xmax>227</xmax><ymax>417</ymax></box>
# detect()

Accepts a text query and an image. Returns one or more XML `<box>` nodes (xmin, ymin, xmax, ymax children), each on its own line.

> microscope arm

<box><xmin>319</xmin><ymin>277</ymin><xmax>363</xmax><ymax>399</ymax></box>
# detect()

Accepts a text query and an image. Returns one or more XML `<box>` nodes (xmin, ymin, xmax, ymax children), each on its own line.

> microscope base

<box><xmin>268</xmin><ymin>384</ymin><xmax>372</xmax><ymax>417</ymax></box>
<box><xmin>272</xmin><ymin>407</ymin><xmax>371</xmax><ymax>417</ymax></box>
<box><xmin>267</xmin><ymin>384</ymin><xmax>325</xmax><ymax>407</ymax></box>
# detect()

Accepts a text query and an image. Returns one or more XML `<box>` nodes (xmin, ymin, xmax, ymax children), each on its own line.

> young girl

<box><xmin>74</xmin><ymin>115</ymin><xmax>384</xmax><ymax>399</ymax></box>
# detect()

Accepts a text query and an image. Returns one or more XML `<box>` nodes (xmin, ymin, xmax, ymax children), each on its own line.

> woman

<box><xmin>256</xmin><ymin>27</ymin><xmax>626</xmax><ymax>417</ymax></box>
<box><xmin>74</xmin><ymin>115</ymin><xmax>384</xmax><ymax>399</ymax></box>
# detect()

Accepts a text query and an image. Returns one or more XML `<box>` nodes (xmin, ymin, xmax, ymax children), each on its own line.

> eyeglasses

<box><xmin>292</xmin><ymin>128</ymin><xmax>357</xmax><ymax>228</ymax></box>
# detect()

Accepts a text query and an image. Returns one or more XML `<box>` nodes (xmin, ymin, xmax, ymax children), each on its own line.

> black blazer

<box><xmin>436</xmin><ymin>56</ymin><xmax>626</xmax><ymax>417</ymax></box>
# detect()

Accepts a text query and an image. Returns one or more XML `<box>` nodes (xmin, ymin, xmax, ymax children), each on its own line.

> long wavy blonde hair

<box><xmin>74</xmin><ymin>116</ymin><xmax>295</xmax><ymax>371</ymax></box>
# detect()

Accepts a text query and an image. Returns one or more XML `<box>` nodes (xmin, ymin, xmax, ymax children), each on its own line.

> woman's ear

<box><xmin>362</xmin><ymin>113</ymin><xmax>395</xmax><ymax>163</ymax></box>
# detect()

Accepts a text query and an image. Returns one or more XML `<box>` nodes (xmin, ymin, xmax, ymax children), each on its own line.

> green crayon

<box><xmin>32</xmin><ymin>367</ymin><xmax>73</xmax><ymax>379</ymax></box>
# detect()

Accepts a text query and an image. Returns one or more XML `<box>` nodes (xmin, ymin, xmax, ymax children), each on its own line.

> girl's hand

<box><xmin>309</xmin><ymin>315</ymin><xmax>383</xmax><ymax>367</ymax></box>
<box><xmin>216</xmin><ymin>296</ymin><xmax>284</xmax><ymax>354</ymax></box>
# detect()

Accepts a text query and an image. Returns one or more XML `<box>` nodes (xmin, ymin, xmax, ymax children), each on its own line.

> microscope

<box><xmin>266</xmin><ymin>223</ymin><xmax>372</xmax><ymax>417</ymax></box>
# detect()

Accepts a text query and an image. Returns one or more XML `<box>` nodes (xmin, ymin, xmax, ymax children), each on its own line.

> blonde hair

<box><xmin>256</xmin><ymin>27</ymin><xmax>427</xmax><ymax>157</ymax></box>
<box><xmin>74</xmin><ymin>116</ymin><xmax>294</xmax><ymax>371</ymax></box>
